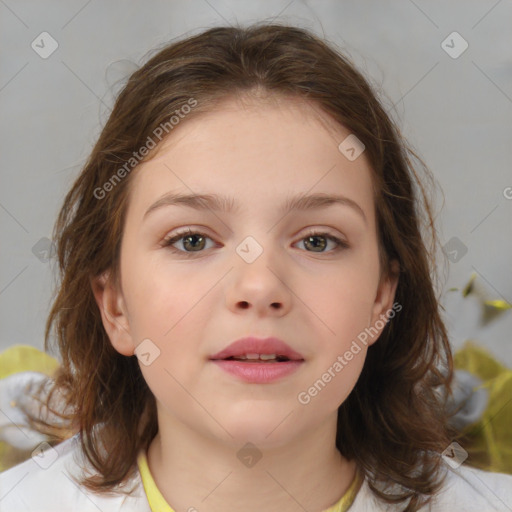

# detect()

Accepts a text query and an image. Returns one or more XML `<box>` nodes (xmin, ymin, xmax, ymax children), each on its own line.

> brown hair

<box><xmin>25</xmin><ymin>22</ymin><xmax>455</xmax><ymax>510</ymax></box>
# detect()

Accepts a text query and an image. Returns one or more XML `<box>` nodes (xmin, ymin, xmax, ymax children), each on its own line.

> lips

<box><xmin>209</xmin><ymin>336</ymin><xmax>304</xmax><ymax>362</ymax></box>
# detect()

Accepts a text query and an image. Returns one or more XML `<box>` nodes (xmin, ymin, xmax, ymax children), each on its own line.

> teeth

<box><xmin>232</xmin><ymin>353</ymin><xmax>278</xmax><ymax>361</ymax></box>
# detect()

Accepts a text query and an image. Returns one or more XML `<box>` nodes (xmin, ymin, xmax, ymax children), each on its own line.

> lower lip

<box><xmin>210</xmin><ymin>360</ymin><xmax>303</xmax><ymax>383</ymax></box>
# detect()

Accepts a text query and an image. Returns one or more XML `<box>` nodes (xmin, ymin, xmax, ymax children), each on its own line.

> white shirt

<box><xmin>1</xmin><ymin>433</ymin><xmax>511</xmax><ymax>511</ymax></box>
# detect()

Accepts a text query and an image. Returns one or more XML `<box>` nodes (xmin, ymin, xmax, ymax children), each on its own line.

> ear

<box><xmin>368</xmin><ymin>259</ymin><xmax>400</xmax><ymax>346</ymax></box>
<box><xmin>90</xmin><ymin>271</ymin><xmax>135</xmax><ymax>356</ymax></box>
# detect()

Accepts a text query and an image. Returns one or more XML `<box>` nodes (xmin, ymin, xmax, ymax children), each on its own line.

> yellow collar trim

<box><xmin>137</xmin><ymin>449</ymin><xmax>362</xmax><ymax>512</ymax></box>
<box><xmin>137</xmin><ymin>449</ymin><xmax>175</xmax><ymax>512</ymax></box>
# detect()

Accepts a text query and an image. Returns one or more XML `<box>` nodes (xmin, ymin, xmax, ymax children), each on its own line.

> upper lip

<box><xmin>209</xmin><ymin>337</ymin><xmax>304</xmax><ymax>361</ymax></box>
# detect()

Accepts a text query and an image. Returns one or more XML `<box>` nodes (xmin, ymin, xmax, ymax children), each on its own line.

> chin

<box><xmin>218</xmin><ymin>413</ymin><xmax>298</xmax><ymax>448</ymax></box>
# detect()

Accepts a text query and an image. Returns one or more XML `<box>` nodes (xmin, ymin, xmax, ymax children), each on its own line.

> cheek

<box><xmin>314</xmin><ymin>259</ymin><xmax>380</xmax><ymax>332</ymax></box>
<box><xmin>121</xmin><ymin>248</ymin><xmax>200</xmax><ymax>332</ymax></box>
<box><xmin>298</xmin><ymin>278</ymin><xmax>372</xmax><ymax>411</ymax></box>
<box><xmin>121</xmin><ymin>253</ymin><xmax>212</xmax><ymax>376</ymax></box>
<box><xmin>304</xmin><ymin>251</ymin><xmax>380</xmax><ymax>398</ymax></box>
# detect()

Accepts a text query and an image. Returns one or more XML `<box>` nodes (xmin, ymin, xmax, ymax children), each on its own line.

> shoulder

<box><xmin>349</xmin><ymin>464</ymin><xmax>512</xmax><ymax>511</ymax></box>
<box><xmin>429</xmin><ymin>463</ymin><xmax>512</xmax><ymax>511</ymax></box>
<box><xmin>0</xmin><ymin>434</ymin><xmax>151</xmax><ymax>512</ymax></box>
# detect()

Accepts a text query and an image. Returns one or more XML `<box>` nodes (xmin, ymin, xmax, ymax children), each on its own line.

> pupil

<box><xmin>305</xmin><ymin>236</ymin><xmax>326</xmax><ymax>252</ymax></box>
<box><xmin>184</xmin><ymin>234</ymin><xmax>205</xmax><ymax>251</ymax></box>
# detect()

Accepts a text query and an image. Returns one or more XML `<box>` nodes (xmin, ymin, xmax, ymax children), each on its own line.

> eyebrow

<box><xmin>143</xmin><ymin>192</ymin><xmax>367</xmax><ymax>223</ymax></box>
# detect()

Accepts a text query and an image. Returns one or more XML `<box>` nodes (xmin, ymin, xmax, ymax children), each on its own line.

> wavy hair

<box><xmin>24</xmin><ymin>22</ymin><xmax>455</xmax><ymax>510</ymax></box>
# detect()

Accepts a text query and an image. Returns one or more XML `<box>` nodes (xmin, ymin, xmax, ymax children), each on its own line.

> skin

<box><xmin>92</xmin><ymin>93</ymin><xmax>398</xmax><ymax>512</ymax></box>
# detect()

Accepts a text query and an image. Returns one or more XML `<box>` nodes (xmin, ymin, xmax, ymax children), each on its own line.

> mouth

<box><xmin>208</xmin><ymin>337</ymin><xmax>304</xmax><ymax>382</ymax></box>
<box><xmin>218</xmin><ymin>354</ymin><xmax>296</xmax><ymax>363</ymax></box>
<box><xmin>209</xmin><ymin>336</ymin><xmax>305</xmax><ymax>362</ymax></box>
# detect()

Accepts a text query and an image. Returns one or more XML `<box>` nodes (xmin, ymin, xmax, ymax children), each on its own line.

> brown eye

<box><xmin>181</xmin><ymin>233</ymin><xmax>206</xmax><ymax>251</ymax></box>
<box><xmin>303</xmin><ymin>235</ymin><xmax>328</xmax><ymax>252</ymax></box>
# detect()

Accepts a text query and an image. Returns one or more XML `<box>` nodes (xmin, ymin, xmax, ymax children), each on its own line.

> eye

<box><xmin>293</xmin><ymin>230</ymin><xmax>349</xmax><ymax>253</ymax></box>
<box><xmin>161</xmin><ymin>228</ymin><xmax>349</xmax><ymax>257</ymax></box>
<box><xmin>161</xmin><ymin>228</ymin><xmax>216</xmax><ymax>257</ymax></box>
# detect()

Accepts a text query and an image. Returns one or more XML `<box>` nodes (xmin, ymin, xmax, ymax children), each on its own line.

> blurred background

<box><xmin>0</xmin><ymin>1</ymin><xmax>511</xmax><ymax>470</ymax></box>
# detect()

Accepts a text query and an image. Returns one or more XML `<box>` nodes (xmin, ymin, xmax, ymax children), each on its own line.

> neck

<box><xmin>146</xmin><ymin>410</ymin><xmax>357</xmax><ymax>512</ymax></box>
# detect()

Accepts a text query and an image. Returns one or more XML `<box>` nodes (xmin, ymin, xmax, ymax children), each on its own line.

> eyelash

<box><xmin>161</xmin><ymin>228</ymin><xmax>349</xmax><ymax>258</ymax></box>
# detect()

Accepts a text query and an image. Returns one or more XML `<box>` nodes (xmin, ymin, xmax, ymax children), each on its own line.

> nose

<box><xmin>225</xmin><ymin>240</ymin><xmax>292</xmax><ymax>317</ymax></box>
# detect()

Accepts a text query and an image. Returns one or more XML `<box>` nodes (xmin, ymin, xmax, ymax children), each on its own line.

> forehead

<box><xmin>126</xmin><ymin>95</ymin><xmax>375</xmax><ymax>222</ymax></box>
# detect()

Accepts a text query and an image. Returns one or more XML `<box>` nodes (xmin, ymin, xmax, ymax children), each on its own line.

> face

<box><xmin>93</xmin><ymin>94</ymin><xmax>398</xmax><ymax>449</ymax></box>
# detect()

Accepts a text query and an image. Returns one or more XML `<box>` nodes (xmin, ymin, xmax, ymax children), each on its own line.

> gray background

<box><xmin>1</xmin><ymin>0</ymin><xmax>511</xmax><ymax>366</ymax></box>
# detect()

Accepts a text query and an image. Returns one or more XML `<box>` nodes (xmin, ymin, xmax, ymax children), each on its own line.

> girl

<box><xmin>1</xmin><ymin>22</ymin><xmax>511</xmax><ymax>512</ymax></box>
